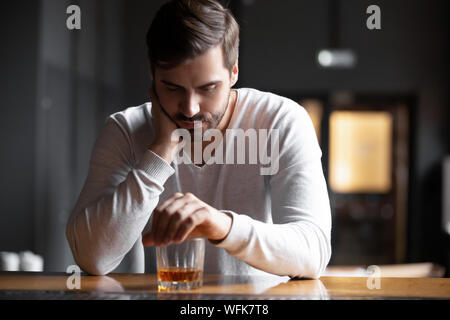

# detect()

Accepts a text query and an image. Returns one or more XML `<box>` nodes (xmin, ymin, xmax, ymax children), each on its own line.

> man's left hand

<box><xmin>142</xmin><ymin>192</ymin><xmax>232</xmax><ymax>247</ymax></box>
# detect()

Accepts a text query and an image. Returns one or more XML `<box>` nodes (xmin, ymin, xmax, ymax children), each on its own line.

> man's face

<box><xmin>153</xmin><ymin>45</ymin><xmax>238</xmax><ymax>135</ymax></box>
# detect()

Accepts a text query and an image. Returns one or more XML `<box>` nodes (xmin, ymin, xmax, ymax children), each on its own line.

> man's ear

<box><xmin>230</xmin><ymin>59</ymin><xmax>239</xmax><ymax>87</ymax></box>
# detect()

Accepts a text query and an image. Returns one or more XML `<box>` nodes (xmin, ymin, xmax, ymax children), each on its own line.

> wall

<box><xmin>0</xmin><ymin>1</ymin><xmax>39</xmax><ymax>252</ymax></box>
<box><xmin>236</xmin><ymin>0</ymin><xmax>449</xmax><ymax>265</ymax></box>
<box><xmin>0</xmin><ymin>0</ymin><xmax>448</xmax><ymax>271</ymax></box>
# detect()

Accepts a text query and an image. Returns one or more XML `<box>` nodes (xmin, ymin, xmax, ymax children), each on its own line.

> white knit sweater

<box><xmin>66</xmin><ymin>88</ymin><xmax>332</xmax><ymax>279</ymax></box>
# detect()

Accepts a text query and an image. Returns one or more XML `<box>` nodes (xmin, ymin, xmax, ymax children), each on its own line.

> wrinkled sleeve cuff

<box><xmin>210</xmin><ymin>210</ymin><xmax>253</xmax><ymax>252</ymax></box>
<box><xmin>137</xmin><ymin>150</ymin><xmax>175</xmax><ymax>184</ymax></box>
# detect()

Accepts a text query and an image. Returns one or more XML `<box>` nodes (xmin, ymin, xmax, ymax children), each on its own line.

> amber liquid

<box><xmin>158</xmin><ymin>267</ymin><xmax>203</xmax><ymax>283</ymax></box>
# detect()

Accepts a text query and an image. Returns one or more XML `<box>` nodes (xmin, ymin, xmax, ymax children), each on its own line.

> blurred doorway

<box><xmin>299</xmin><ymin>94</ymin><xmax>413</xmax><ymax>266</ymax></box>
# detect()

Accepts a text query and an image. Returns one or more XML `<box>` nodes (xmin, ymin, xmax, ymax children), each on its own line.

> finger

<box><xmin>186</xmin><ymin>229</ymin><xmax>203</xmax><ymax>239</ymax></box>
<box><xmin>164</xmin><ymin>201</ymin><xmax>204</xmax><ymax>244</ymax></box>
<box><xmin>154</xmin><ymin>195</ymin><xmax>190</xmax><ymax>245</ymax></box>
<box><xmin>157</xmin><ymin>192</ymin><xmax>184</xmax><ymax>213</ymax></box>
<box><xmin>142</xmin><ymin>232</ymin><xmax>154</xmax><ymax>247</ymax></box>
<box><xmin>160</xmin><ymin>193</ymin><xmax>198</xmax><ymax>244</ymax></box>
<box><xmin>185</xmin><ymin>228</ymin><xmax>203</xmax><ymax>240</ymax></box>
<box><xmin>174</xmin><ymin>208</ymin><xmax>208</xmax><ymax>243</ymax></box>
<box><xmin>149</xmin><ymin>193</ymin><xmax>183</xmax><ymax>245</ymax></box>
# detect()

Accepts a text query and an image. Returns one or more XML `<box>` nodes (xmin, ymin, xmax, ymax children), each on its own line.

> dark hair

<box><xmin>146</xmin><ymin>0</ymin><xmax>240</xmax><ymax>73</ymax></box>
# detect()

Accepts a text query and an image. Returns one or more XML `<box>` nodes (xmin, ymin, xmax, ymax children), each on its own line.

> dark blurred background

<box><xmin>0</xmin><ymin>0</ymin><xmax>449</xmax><ymax>275</ymax></box>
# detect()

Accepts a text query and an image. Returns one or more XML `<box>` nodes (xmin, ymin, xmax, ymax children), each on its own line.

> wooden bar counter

<box><xmin>1</xmin><ymin>271</ymin><xmax>449</xmax><ymax>300</ymax></box>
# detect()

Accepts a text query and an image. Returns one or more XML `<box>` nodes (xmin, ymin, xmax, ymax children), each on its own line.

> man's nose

<box><xmin>180</xmin><ymin>93</ymin><xmax>200</xmax><ymax>119</ymax></box>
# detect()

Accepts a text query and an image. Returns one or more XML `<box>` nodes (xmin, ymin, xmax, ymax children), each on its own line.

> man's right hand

<box><xmin>148</xmin><ymin>87</ymin><xmax>180</xmax><ymax>164</ymax></box>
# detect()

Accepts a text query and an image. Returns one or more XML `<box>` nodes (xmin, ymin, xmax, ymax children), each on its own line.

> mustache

<box><xmin>175</xmin><ymin>115</ymin><xmax>211</xmax><ymax>122</ymax></box>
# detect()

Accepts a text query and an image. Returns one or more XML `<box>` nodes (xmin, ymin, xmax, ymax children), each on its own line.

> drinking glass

<box><xmin>156</xmin><ymin>238</ymin><xmax>205</xmax><ymax>291</ymax></box>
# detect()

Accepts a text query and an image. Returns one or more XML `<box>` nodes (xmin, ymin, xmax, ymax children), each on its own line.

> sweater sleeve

<box><xmin>214</xmin><ymin>105</ymin><xmax>332</xmax><ymax>279</ymax></box>
<box><xmin>66</xmin><ymin>117</ymin><xmax>174</xmax><ymax>275</ymax></box>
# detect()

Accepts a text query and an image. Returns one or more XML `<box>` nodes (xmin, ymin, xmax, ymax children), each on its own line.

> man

<box><xmin>66</xmin><ymin>0</ymin><xmax>331</xmax><ymax>279</ymax></box>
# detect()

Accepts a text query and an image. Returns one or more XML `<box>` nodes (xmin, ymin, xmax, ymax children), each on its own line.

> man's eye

<box><xmin>203</xmin><ymin>85</ymin><xmax>216</xmax><ymax>92</ymax></box>
<box><xmin>166</xmin><ymin>86</ymin><xmax>179</xmax><ymax>92</ymax></box>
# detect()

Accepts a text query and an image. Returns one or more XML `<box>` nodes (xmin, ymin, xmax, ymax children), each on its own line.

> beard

<box><xmin>178</xmin><ymin>90</ymin><xmax>231</xmax><ymax>140</ymax></box>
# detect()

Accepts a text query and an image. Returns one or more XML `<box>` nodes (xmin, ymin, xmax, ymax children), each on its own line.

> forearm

<box><xmin>149</xmin><ymin>142</ymin><xmax>178</xmax><ymax>164</ymax></box>
<box><xmin>215</xmin><ymin>211</ymin><xmax>331</xmax><ymax>279</ymax></box>
<box><xmin>66</xmin><ymin>151</ymin><xmax>174</xmax><ymax>275</ymax></box>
